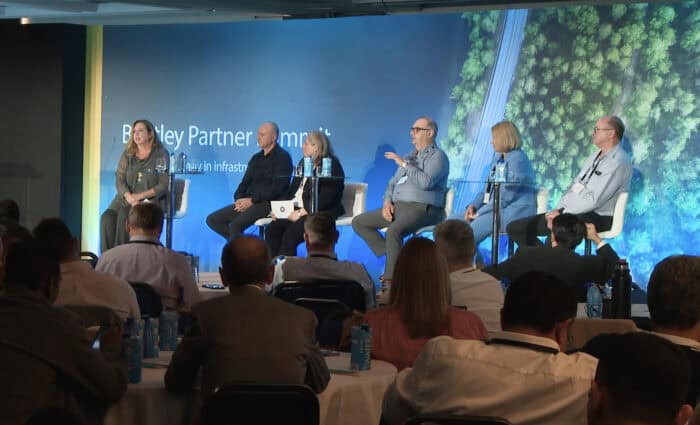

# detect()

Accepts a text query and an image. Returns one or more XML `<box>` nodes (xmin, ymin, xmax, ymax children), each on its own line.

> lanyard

<box><xmin>579</xmin><ymin>151</ymin><xmax>604</xmax><ymax>185</ymax></box>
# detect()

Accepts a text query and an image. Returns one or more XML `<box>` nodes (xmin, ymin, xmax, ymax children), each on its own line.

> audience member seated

<box><xmin>271</xmin><ymin>212</ymin><xmax>375</xmax><ymax>309</ymax></box>
<box><xmin>0</xmin><ymin>239</ymin><xmax>126</xmax><ymax>425</ymax></box>
<box><xmin>584</xmin><ymin>332</ymin><xmax>693</xmax><ymax>425</ymax></box>
<box><xmin>33</xmin><ymin>218</ymin><xmax>140</xmax><ymax>320</ymax></box>
<box><xmin>266</xmin><ymin>131</ymin><xmax>345</xmax><ymax>257</ymax></box>
<box><xmin>381</xmin><ymin>272</ymin><xmax>597</xmax><ymax>425</ymax></box>
<box><xmin>364</xmin><ymin>237</ymin><xmax>486</xmax><ymax>371</ymax></box>
<box><xmin>96</xmin><ymin>203</ymin><xmax>200</xmax><ymax>309</ymax></box>
<box><xmin>0</xmin><ymin>220</ymin><xmax>31</xmax><ymax>290</ymax></box>
<box><xmin>165</xmin><ymin>235</ymin><xmax>330</xmax><ymax>396</ymax></box>
<box><xmin>0</xmin><ymin>199</ymin><xmax>20</xmax><ymax>222</ymax></box>
<box><xmin>483</xmin><ymin>213</ymin><xmax>618</xmax><ymax>301</ymax></box>
<box><xmin>434</xmin><ymin>219</ymin><xmax>504</xmax><ymax>333</ymax></box>
<box><xmin>646</xmin><ymin>255</ymin><xmax>700</xmax><ymax>405</ymax></box>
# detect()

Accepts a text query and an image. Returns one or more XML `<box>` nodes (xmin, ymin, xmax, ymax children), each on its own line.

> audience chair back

<box><xmin>566</xmin><ymin>318</ymin><xmax>637</xmax><ymax>351</ymax></box>
<box><xmin>584</xmin><ymin>191</ymin><xmax>628</xmax><ymax>255</ymax></box>
<box><xmin>201</xmin><ymin>383</ymin><xmax>319</xmax><ymax>425</ymax></box>
<box><xmin>336</xmin><ymin>182</ymin><xmax>368</xmax><ymax>226</ymax></box>
<box><xmin>294</xmin><ymin>297</ymin><xmax>352</xmax><ymax>347</ymax></box>
<box><xmin>129</xmin><ymin>282</ymin><xmax>163</xmax><ymax>318</ymax></box>
<box><xmin>274</xmin><ymin>279</ymin><xmax>367</xmax><ymax>312</ymax></box>
<box><xmin>80</xmin><ymin>251</ymin><xmax>99</xmax><ymax>269</ymax></box>
<box><xmin>174</xmin><ymin>178</ymin><xmax>190</xmax><ymax>219</ymax></box>
<box><xmin>404</xmin><ymin>415</ymin><xmax>513</xmax><ymax>425</ymax></box>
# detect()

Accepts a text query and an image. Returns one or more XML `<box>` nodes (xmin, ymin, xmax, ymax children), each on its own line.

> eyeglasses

<box><xmin>593</xmin><ymin>127</ymin><xmax>614</xmax><ymax>134</ymax></box>
<box><xmin>410</xmin><ymin>127</ymin><xmax>430</xmax><ymax>133</ymax></box>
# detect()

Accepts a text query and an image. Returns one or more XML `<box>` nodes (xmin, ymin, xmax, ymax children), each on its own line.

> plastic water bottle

<box><xmin>122</xmin><ymin>318</ymin><xmax>142</xmax><ymax>384</ymax></box>
<box><xmin>611</xmin><ymin>259</ymin><xmax>632</xmax><ymax>319</ymax></box>
<box><xmin>142</xmin><ymin>317</ymin><xmax>159</xmax><ymax>358</ymax></box>
<box><xmin>494</xmin><ymin>154</ymin><xmax>507</xmax><ymax>183</ymax></box>
<box><xmin>350</xmin><ymin>324</ymin><xmax>371</xmax><ymax>371</ymax></box>
<box><xmin>321</xmin><ymin>157</ymin><xmax>332</xmax><ymax>177</ymax></box>
<box><xmin>178</xmin><ymin>152</ymin><xmax>187</xmax><ymax>172</ymax></box>
<box><xmin>586</xmin><ymin>283</ymin><xmax>603</xmax><ymax>319</ymax></box>
<box><xmin>159</xmin><ymin>310</ymin><xmax>179</xmax><ymax>351</ymax></box>
<box><xmin>303</xmin><ymin>157</ymin><xmax>313</xmax><ymax>177</ymax></box>
<box><xmin>169</xmin><ymin>153</ymin><xmax>177</xmax><ymax>173</ymax></box>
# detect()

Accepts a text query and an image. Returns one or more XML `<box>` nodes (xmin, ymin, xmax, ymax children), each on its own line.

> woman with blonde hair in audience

<box><xmin>364</xmin><ymin>237</ymin><xmax>487</xmax><ymax>370</ymax></box>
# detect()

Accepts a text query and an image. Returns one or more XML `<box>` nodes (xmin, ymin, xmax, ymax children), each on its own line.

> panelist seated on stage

<box><xmin>165</xmin><ymin>235</ymin><xmax>330</xmax><ymax>397</ymax></box>
<box><xmin>206</xmin><ymin>121</ymin><xmax>293</xmax><ymax>240</ymax></box>
<box><xmin>434</xmin><ymin>219</ymin><xmax>504</xmax><ymax>334</ymax></box>
<box><xmin>96</xmin><ymin>203</ymin><xmax>200</xmax><ymax>310</ymax></box>
<box><xmin>483</xmin><ymin>213</ymin><xmax>619</xmax><ymax>301</ymax></box>
<box><xmin>507</xmin><ymin>115</ymin><xmax>632</xmax><ymax>247</ymax></box>
<box><xmin>265</xmin><ymin>131</ymin><xmax>345</xmax><ymax>257</ymax></box>
<box><xmin>352</xmin><ymin>116</ymin><xmax>449</xmax><ymax>281</ymax></box>
<box><xmin>0</xmin><ymin>239</ymin><xmax>127</xmax><ymax>425</ymax></box>
<box><xmin>33</xmin><ymin>218</ymin><xmax>140</xmax><ymax>320</ymax></box>
<box><xmin>364</xmin><ymin>238</ymin><xmax>487</xmax><ymax>371</ymax></box>
<box><xmin>100</xmin><ymin>119</ymin><xmax>169</xmax><ymax>252</ymax></box>
<box><xmin>381</xmin><ymin>272</ymin><xmax>597</xmax><ymax>425</ymax></box>
<box><xmin>271</xmin><ymin>212</ymin><xmax>375</xmax><ymax>309</ymax></box>
<box><xmin>463</xmin><ymin>120</ymin><xmax>536</xmax><ymax>257</ymax></box>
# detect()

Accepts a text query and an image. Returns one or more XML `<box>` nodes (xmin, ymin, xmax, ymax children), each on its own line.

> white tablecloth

<box><xmin>105</xmin><ymin>352</ymin><xmax>397</xmax><ymax>425</ymax></box>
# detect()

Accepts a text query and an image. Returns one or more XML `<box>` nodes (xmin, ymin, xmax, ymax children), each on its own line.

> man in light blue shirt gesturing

<box><xmin>352</xmin><ymin>116</ymin><xmax>449</xmax><ymax>282</ymax></box>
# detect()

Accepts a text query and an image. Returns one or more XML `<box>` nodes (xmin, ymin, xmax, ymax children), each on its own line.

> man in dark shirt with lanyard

<box><xmin>507</xmin><ymin>115</ymin><xmax>632</xmax><ymax>247</ymax></box>
<box><xmin>206</xmin><ymin>122</ymin><xmax>293</xmax><ymax>239</ymax></box>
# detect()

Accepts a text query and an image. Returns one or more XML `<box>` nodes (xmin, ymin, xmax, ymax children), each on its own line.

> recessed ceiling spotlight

<box><xmin>20</xmin><ymin>17</ymin><xmax>31</xmax><ymax>25</ymax></box>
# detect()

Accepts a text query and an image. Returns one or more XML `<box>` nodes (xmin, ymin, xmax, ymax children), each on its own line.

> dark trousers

<box><xmin>506</xmin><ymin>212</ymin><xmax>613</xmax><ymax>248</ymax></box>
<box><xmin>265</xmin><ymin>217</ymin><xmax>306</xmax><ymax>257</ymax></box>
<box><xmin>206</xmin><ymin>202</ymin><xmax>271</xmax><ymax>240</ymax></box>
<box><xmin>100</xmin><ymin>205</ymin><xmax>131</xmax><ymax>253</ymax></box>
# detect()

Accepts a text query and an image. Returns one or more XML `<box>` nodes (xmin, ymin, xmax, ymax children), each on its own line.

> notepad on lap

<box><xmin>271</xmin><ymin>200</ymin><xmax>295</xmax><ymax>219</ymax></box>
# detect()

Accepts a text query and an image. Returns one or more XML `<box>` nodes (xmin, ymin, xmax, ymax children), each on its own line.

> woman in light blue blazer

<box><xmin>464</xmin><ymin>121</ymin><xmax>536</xmax><ymax>257</ymax></box>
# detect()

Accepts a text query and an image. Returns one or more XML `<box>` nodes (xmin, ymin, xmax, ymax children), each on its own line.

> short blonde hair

<box><xmin>491</xmin><ymin>121</ymin><xmax>521</xmax><ymax>152</ymax></box>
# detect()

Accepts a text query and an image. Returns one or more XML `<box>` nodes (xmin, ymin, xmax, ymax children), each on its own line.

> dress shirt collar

<box><xmin>488</xmin><ymin>330</ymin><xmax>561</xmax><ymax>352</ymax></box>
<box><xmin>128</xmin><ymin>234</ymin><xmax>162</xmax><ymax>244</ymax></box>
<box><xmin>60</xmin><ymin>260</ymin><xmax>93</xmax><ymax>274</ymax></box>
<box><xmin>307</xmin><ymin>250</ymin><xmax>338</xmax><ymax>260</ymax></box>
<box><xmin>648</xmin><ymin>331</ymin><xmax>700</xmax><ymax>349</ymax></box>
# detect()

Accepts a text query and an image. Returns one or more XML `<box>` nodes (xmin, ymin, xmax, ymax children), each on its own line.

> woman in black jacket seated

<box><xmin>266</xmin><ymin>131</ymin><xmax>345</xmax><ymax>257</ymax></box>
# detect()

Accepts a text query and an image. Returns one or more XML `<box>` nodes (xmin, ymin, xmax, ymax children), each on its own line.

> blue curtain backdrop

<box><xmin>100</xmin><ymin>5</ymin><xmax>700</xmax><ymax>287</ymax></box>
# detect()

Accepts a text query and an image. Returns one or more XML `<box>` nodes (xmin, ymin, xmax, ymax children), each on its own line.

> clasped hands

<box><xmin>233</xmin><ymin>197</ymin><xmax>253</xmax><ymax>212</ymax></box>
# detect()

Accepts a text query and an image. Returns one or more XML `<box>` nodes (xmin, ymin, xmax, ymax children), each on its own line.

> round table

<box><xmin>105</xmin><ymin>352</ymin><xmax>397</xmax><ymax>425</ymax></box>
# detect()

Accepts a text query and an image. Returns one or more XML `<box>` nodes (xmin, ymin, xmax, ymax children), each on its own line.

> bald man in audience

<box><xmin>165</xmin><ymin>235</ymin><xmax>330</xmax><ymax>396</ymax></box>
<box><xmin>382</xmin><ymin>272</ymin><xmax>597</xmax><ymax>425</ymax></box>
<box><xmin>647</xmin><ymin>255</ymin><xmax>700</xmax><ymax>405</ymax></box>
<box><xmin>585</xmin><ymin>332</ymin><xmax>693</xmax><ymax>425</ymax></box>
<box><xmin>271</xmin><ymin>212</ymin><xmax>376</xmax><ymax>309</ymax></box>
<box><xmin>96</xmin><ymin>203</ymin><xmax>200</xmax><ymax>309</ymax></box>
<box><xmin>434</xmin><ymin>219</ymin><xmax>504</xmax><ymax>333</ymax></box>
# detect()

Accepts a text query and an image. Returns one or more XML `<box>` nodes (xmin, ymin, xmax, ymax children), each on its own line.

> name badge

<box><xmin>397</xmin><ymin>175</ymin><xmax>408</xmax><ymax>185</ymax></box>
<box><xmin>483</xmin><ymin>193</ymin><xmax>491</xmax><ymax>204</ymax></box>
<box><xmin>571</xmin><ymin>182</ymin><xmax>585</xmax><ymax>194</ymax></box>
